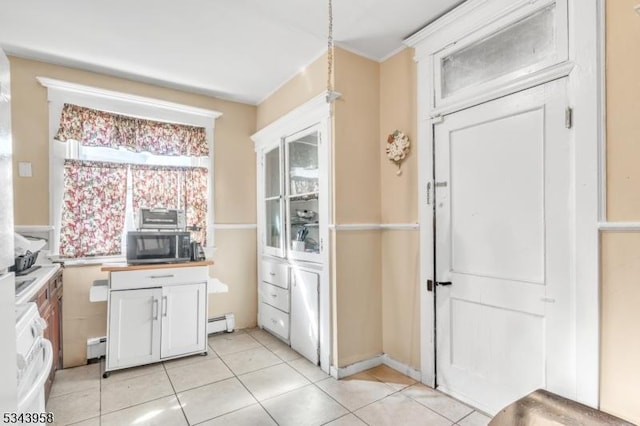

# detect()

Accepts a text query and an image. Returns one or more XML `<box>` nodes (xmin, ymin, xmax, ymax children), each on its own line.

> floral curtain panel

<box><xmin>183</xmin><ymin>167</ymin><xmax>208</xmax><ymax>244</ymax></box>
<box><xmin>131</xmin><ymin>165</ymin><xmax>208</xmax><ymax>244</ymax></box>
<box><xmin>131</xmin><ymin>165</ymin><xmax>181</xmax><ymax>212</ymax></box>
<box><xmin>54</xmin><ymin>103</ymin><xmax>208</xmax><ymax>157</ymax></box>
<box><xmin>59</xmin><ymin>160</ymin><xmax>128</xmax><ymax>257</ymax></box>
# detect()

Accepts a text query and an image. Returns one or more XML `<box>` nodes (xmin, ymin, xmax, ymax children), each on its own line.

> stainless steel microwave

<box><xmin>126</xmin><ymin>231</ymin><xmax>191</xmax><ymax>264</ymax></box>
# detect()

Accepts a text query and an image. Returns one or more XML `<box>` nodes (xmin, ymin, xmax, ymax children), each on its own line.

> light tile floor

<box><xmin>46</xmin><ymin>328</ymin><xmax>492</xmax><ymax>426</ymax></box>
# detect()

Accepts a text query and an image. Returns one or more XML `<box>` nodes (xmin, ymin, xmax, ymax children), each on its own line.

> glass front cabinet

<box><xmin>259</xmin><ymin>123</ymin><xmax>324</xmax><ymax>263</ymax></box>
<box><xmin>252</xmin><ymin>94</ymin><xmax>332</xmax><ymax>372</ymax></box>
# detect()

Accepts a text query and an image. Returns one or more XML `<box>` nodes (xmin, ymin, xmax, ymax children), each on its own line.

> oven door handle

<box><xmin>17</xmin><ymin>338</ymin><xmax>52</xmax><ymax>411</ymax></box>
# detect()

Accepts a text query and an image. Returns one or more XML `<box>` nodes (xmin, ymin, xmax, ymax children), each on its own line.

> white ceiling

<box><xmin>0</xmin><ymin>0</ymin><xmax>464</xmax><ymax>105</ymax></box>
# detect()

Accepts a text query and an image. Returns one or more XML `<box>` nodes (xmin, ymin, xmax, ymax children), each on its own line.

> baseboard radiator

<box><xmin>87</xmin><ymin>336</ymin><xmax>107</xmax><ymax>360</ymax></box>
<box><xmin>207</xmin><ymin>313</ymin><xmax>235</xmax><ymax>334</ymax></box>
<box><xmin>86</xmin><ymin>313</ymin><xmax>235</xmax><ymax>361</ymax></box>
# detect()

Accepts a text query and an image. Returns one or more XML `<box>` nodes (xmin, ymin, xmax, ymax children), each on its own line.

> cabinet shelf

<box><xmin>291</xmin><ymin>222</ymin><xmax>319</xmax><ymax>227</ymax></box>
<box><xmin>288</xmin><ymin>192</ymin><xmax>319</xmax><ymax>201</ymax></box>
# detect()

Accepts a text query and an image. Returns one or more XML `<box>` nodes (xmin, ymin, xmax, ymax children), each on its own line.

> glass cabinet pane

<box><xmin>265</xmin><ymin>199</ymin><xmax>282</xmax><ymax>249</ymax></box>
<box><xmin>287</xmin><ymin>130</ymin><xmax>320</xmax><ymax>256</ymax></box>
<box><xmin>265</xmin><ymin>146</ymin><xmax>281</xmax><ymax>198</ymax></box>
<box><xmin>288</xmin><ymin>133</ymin><xmax>319</xmax><ymax>196</ymax></box>
<box><xmin>264</xmin><ymin>145</ymin><xmax>283</xmax><ymax>254</ymax></box>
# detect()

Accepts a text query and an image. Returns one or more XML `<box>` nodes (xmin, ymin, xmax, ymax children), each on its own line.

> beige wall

<box><xmin>9</xmin><ymin>57</ymin><xmax>258</xmax><ymax>367</ymax></box>
<box><xmin>600</xmin><ymin>232</ymin><xmax>640</xmax><ymax>423</ymax></box>
<box><xmin>333</xmin><ymin>231</ymin><xmax>382</xmax><ymax>366</ymax></box>
<box><xmin>332</xmin><ymin>49</ymin><xmax>383</xmax><ymax>367</ymax></box>
<box><xmin>61</xmin><ymin>265</ymin><xmax>108</xmax><ymax>368</ymax></box>
<box><xmin>379</xmin><ymin>48</ymin><xmax>420</xmax><ymax>368</ymax></box>
<box><xmin>600</xmin><ymin>1</ymin><xmax>640</xmax><ymax>423</ymax></box>
<box><xmin>256</xmin><ymin>53</ymin><xmax>327</xmax><ymax>131</ymax></box>
<box><xmin>605</xmin><ymin>0</ymin><xmax>640</xmax><ymax>222</ymax></box>
<box><xmin>333</xmin><ymin>48</ymin><xmax>381</xmax><ymax>224</ymax></box>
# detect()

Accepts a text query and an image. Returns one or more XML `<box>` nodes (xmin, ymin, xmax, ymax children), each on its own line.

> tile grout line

<box><xmin>161</xmin><ymin>359</ymin><xmax>191</xmax><ymax>425</ymax></box>
<box><xmin>210</xmin><ymin>338</ymin><xmax>282</xmax><ymax>426</ymax></box>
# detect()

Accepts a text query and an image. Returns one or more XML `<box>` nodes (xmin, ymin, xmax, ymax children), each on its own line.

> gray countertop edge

<box><xmin>15</xmin><ymin>264</ymin><xmax>62</xmax><ymax>305</ymax></box>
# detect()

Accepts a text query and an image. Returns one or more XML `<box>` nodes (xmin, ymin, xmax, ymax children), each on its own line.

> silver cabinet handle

<box><xmin>269</xmin><ymin>272</ymin><xmax>276</xmax><ymax>276</ymax></box>
<box><xmin>153</xmin><ymin>299</ymin><xmax>159</xmax><ymax>320</ymax></box>
<box><xmin>271</xmin><ymin>318</ymin><xmax>277</xmax><ymax>324</ymax></box>
<box><xmin>162</xmin><ymin>296</ymin><xmax>168</xmax><ymax>317</ymax></box>
<box><xmin>150</xmin><ymin>274</ymin><xmax>175</xmax><ymax>279</ymax></box>
<box><xmin>270</xmin><ymin>293</ymin><xmax>278</xmax><ymax>298</ymax></box>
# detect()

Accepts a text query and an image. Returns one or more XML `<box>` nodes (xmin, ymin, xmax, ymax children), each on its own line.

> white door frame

<box><xmin>405</xmin><ymin>0</ymin><xmax>604</xmax><ymax>407</ymax></box>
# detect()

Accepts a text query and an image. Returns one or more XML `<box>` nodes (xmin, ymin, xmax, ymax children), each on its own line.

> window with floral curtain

<box><xmin>59</xmin><ymin>160</ymin><xmax>128</xmax><ymax>257</ymax></box>
<box><xmin>54</xmin><ymin>104</ymin><xmax>211</xmax><ymax>258</ymax></box>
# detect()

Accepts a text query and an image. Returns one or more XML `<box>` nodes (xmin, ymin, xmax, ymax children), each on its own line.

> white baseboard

<box><xmin>330</xmin><ymin>353</ymin><xmax>422</xmax><ymax>381</ymax></box>
<box><xmin>380</xmin><ymin>354</ymin><xmax>422</xmax><ymax>382</ymax></box>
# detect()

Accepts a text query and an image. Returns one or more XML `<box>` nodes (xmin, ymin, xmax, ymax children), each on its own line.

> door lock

<box><xmin>427</xmin><ymin>280</ymin><xmax>453</xmax><ymax>292</ymax></box>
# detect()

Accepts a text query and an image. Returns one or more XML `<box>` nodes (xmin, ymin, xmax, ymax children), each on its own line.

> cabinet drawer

<box><xmin>110</xmin><ymin>266</ymin><xmax>208</xmax><ymax>290</ymax></box>
<box><xmin>261</xmin><ymin>260</ymin><xmax>288</xmax><ymax>289</ymax></box>
<box><xmin>260</xmin><ymin>302</ymin><xmax>289</xmax><ymax>340</ymax></box>
<box><xmin>260</xmin><ymin>282</ymin><xmax>290</xmax><ymax>313</ymax></box>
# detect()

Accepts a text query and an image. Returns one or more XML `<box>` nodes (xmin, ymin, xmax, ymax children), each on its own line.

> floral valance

<box><xmin>54</xmin><ymin>103</ymin><xmax>208</xmax><ymax>157</ymax></box>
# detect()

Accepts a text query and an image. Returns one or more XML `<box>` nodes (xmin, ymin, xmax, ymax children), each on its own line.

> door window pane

<box><xmin>441</xmin><ymin>5</ymin><xmax>556</xmax><ymax>98</ymax></box>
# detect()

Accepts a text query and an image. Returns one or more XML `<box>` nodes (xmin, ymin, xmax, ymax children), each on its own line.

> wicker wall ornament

<box><xmin>385</xmin><ymin>130</ymin><xmax>411</xmax><ymax>175</ymax></box>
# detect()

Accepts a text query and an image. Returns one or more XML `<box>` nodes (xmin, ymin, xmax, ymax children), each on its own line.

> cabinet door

<box><xmin>160</xmin><ymin>283</ymin><xmax>207</xmax><ymax>359</ymax></box>
<box><xmin>263</xmin><ymin>145</ymin><xmax>285</xmax><ymax>258</ymax></box>
<box><xmin>107</xmin><ymin>288</ymin><xmax>161</xmax><ymax>370</ymax></box>
<box><xmin>290</xmin><ymin>269</ymin><xmax>319</xmax><ymax>364</ymax></box>
<box><xmin>285</xmin><ymin>127</ymin><xmax>321</xmax><ymax>262</ymax></box>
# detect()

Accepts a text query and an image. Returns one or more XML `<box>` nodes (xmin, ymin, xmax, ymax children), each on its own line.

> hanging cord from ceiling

<box><xmin>326</xmin><ymin>0</ymin><xmax>339</xmax><ymax>104</ymax></box>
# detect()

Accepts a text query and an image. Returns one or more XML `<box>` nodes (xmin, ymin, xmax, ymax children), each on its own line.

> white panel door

<box><xmin>160</xmin><ymin>283</ymin><xmax>207</xmax><ymax>359</ymax></box>
<box><xmin>434</xmin><ymin>79</ymin><xmax>573</xmax><ymax>414</ymax></box>
<box><xmin>107</xmin><ymin>288</ymin><xmax>161</xmax><ymax>370</ymax></box>
<box><xmin>290</xmin><ymin>269</ymin><xmax>319</xmax><ymax>364</ymax></box>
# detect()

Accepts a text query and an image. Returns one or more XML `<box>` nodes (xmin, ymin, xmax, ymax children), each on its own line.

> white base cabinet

<box><xmin>104</xmin><ymin>265</ymin><xmax>209</xmax><ymax>376</ymax></box>
<box><xmin>108</xmin><ymin>288</ymin><xmax>161</xmax><ymax>370</ymax></box>
<box><xmin>258</xmin><ymin>257</ymin><xmax>320</xmax><ymax>365</ymax></box>
<box><xmin>161</xmin><ymin>283</ymin><xmax>207</xmax><ymax>359</ymax></box>
<box><xmin>290</xmin><ymin>269</ymin><xmax>319</xmax><ymax>365</ymax></box>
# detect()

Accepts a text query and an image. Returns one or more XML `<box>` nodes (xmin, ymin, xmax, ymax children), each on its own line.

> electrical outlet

<box><xmin>18</xmin><ymin>162</ymin><xmax>32</xmax><ymax>177</ymax></box>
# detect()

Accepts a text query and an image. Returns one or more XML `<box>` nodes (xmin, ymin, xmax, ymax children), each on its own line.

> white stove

<box><xmin>15</xmin><ymin>302</ymin><xmax>52</xmax><ymax>417</ymax></box>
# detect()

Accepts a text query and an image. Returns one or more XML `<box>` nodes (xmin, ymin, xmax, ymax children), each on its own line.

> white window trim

<box><xmin>37</xmin><ymin>77</ymin><xmax>221</xmax><ymax>258</ymax></box>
